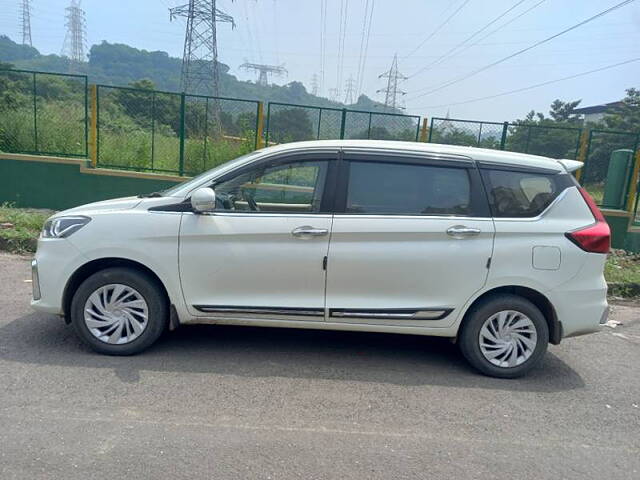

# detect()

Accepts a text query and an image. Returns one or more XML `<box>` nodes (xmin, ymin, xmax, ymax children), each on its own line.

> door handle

<box><xmin>291</xmin><ymin>226</ymin><xmax>329</xmax><ymax>238</ymax></box>
<box><xmin>446</xmin><ymin>225</ymin><xmax>481</xmax><ymax>238</ymax></box>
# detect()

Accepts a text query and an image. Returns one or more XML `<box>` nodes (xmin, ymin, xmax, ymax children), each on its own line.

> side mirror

<box><xmin>191</xmin><ymin>187</ymin><xmax>216</xmax><ymax>213</ymax></box>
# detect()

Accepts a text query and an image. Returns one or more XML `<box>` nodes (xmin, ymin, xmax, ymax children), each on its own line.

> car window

<box><xmin>481</xmin><ymin>168</ymin><xmax>565</xmax><ymax>218</ymax></box>
<box><xmin>346</xmin><ymin>161</ymin><xmax>472</xmax><ymax>215</ymax></box>
<box><xmin>213</xmin><ymin>160</ymin><xmax>328</xmax><ymax>213</ymax></box>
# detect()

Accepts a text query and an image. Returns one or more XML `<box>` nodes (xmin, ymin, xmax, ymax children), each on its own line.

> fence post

<box><xmin>367</xmin><ymin>112</ymin><xmax>373</xmax><ymax>139</ymax></box>
<box><xmin>575</xmin><ymin>128</ymin><xmax>591</xmax><ymax>183</ymax></box>
<box><xmin>340</xmin><ymin>108</ymin><xmax>347</xmax><ymax>139</ymax></box>
<box><xmin>428</xmin><ymin>117</ymin><xmax>435</xmax><ymax>143</ymax></box>
<box><xmin>32</xmin><ymin>72</ymin><xmax>38</xmax><ymax>152</ymax></box>
<box><xmin>178</xmin><ymin>92</ymin><xmax>186</xmax><ymax>176</ymax></box>
<box><xmin>625</xmin><ymin>148</ymin><xmax>640</xmax><ymax>213</ymax></box>
<box><xmin>255</xmin><ymin>101</ymin><xmax>265</xmax><ymax>149</ymax></box>
<box><xmin>500</xmin><ymin>122</ymin><xmax>508</xmax><ymax>150</ymax></box>
<box><xmin>89</xmin><ymin>84</ymin><xmax>98</xmax><ymax>168</ymax></box>
<box><xmin>419</xmin><ymin>117</ymin><xmax>429</xmax><ymax>142</ymax></box>
<box><xmin>265</xmin><ymin>102</ymin><xmax>271</xmax><ymax>146</ymax></box>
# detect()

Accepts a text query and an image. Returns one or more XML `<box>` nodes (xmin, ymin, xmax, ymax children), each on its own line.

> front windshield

<box><xmin>160</xmin><ymin>151</ymin><xmax>263</xmax><ymax>197</ymax></box>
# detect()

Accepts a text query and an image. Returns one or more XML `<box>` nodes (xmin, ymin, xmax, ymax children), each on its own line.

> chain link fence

<box><xmin>428</xmin><ymin>117</ymin><xmax>582</xmax><ymax>159</ymax></box>
<box><xmin>581</xmin><ymin>130</ymin><xmax>639</xmax><ymax>209</ymax></box>
<box><xmin>96</xmin><ymin>85</ymin><xmax>260</xmax><ymax>175</ymax></box>
<box><xmin>265</xmin><ymin>102</ymin><xmax>420</xmax><ymax>145</ymax></box>
<box><xmin>0</xmin><ymin>69</ymin><xmax>88</xmax><ymax>157</ymax></box>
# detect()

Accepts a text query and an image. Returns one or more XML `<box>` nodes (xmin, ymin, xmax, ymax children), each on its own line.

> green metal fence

<box><xmin>96</xmin><ymin>85</ymin><xmax>260</xmax><ymax>176</ymax></box>
<box><xmin>581</xmin><ymin>129</ymin><xmax>639</xmax><ymax>209</ymax></box>
<box><xmin>428</xmin><ymin>117</ymin><xmax>583</xmax><ymax>159</ymax></box>
<box><xmin>265</xmin><ymin>102</ymin><xmax>421</xmax><ymax>145</ymax></box>
<box><xmin>0</xmin><ymin>69</ymin><xmax>88</xmax><ymax>157</ymax></box>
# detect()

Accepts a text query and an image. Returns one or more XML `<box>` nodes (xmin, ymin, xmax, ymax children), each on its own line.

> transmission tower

<box><xmin>328</xmin><ymin>87</ymin><xmax>339</xmax><ymax>102</ymax></box>
<box><xmin>239</xmin><ymin>62</ymin><xmax>287</xmax><ymax>86</ymax></box>
<box><xmin>377</xmin><ymin>54</ymin><xmax>407</xmax><ymax>110</ymax></box>
<box><xmin>169</xmin><ymin>0</ymin><xmax>235</xmax><ymax>96</ymax></box>
<box><xmin>344</xmin><ymin>75</ymin><xmax>356</xmax><ymax>104</ymax></box>
<box><xmin>61</xmin><ymin>0</ymin><xmax>87</xmax><ymax>66</ymax></box>
<box><xmin>310</xmin><ymin>74</ymin><xmax>319</xmax><ymax>96</ymax></box>
<box><xmin>20</xmin><ymin>0</ymin><xmax>32</xmax><ymax>47</ymax></box>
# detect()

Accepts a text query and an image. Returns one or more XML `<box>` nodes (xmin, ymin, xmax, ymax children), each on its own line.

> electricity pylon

<box><xmin>20</xmin><ymin>0</ymin><xmax>32</xmax><ymax>47</ymax></box>
<box><xmin>61</xmin><ymin>0</ymin><xmax>87</xmax><ymax>71</ymax></box>
<box><xmin>344</xmin><ymin>75</ymin><xmax>356</xmax><ymax>105</ymax></box>
<box><xmin>310</xmin><ymin>73</ymin><xmax>319</xmax><ymax>96</ymax></box>
<box><xmin>239</xmin><ymin>62</ymin><xmax>287</xmax><ymax>86</ymax></box>
<box><xmin>377</xmin><ymin>54</ymin><xmax>407</xmax><ymax>110</ymax></box>
<box><xmin>169</xmin><ymin>0</ymin><xmax>235</xmax><ymax>96</ymax></box>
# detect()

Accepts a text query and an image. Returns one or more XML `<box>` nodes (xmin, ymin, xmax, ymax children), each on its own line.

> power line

<box><xmin>407</xmin><ymin>0</ymin><xmax>527</xmax><ymax>79</ymax></box>
<box><xmin>413</xmin><ymin>57</ymin><xmax>640</xmax><ymax>109</ymax></box>
<box><xmin>406</xmin><ymin>0</ymin><xmax>637</xmax><ymax>101</ymax></box>
<box><xmin>336</xmin><ymin>0</ymin><xmax>349</xmax><ymax>98</ymax></box>
<box><xmin>320</xmin><ymin>0</ymin><xmax>327</xmax><ymax>95</ymax></box>
<box><xmin>435</xmin><ymin>0</ymin><xmax>548</xmax><ymax>68</ymax></box>
<box><xmin>403</xmin><ymin>0</ymin><xmax>471</xmax><ymax>59</ymax></box>
<box><xmin>355</xmin><ymin>0</ymin><xmax>375</xmax><ymax>98</ymax></box>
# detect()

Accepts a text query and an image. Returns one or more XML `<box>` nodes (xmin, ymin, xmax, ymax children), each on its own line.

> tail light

<box><xmin>565</xmin><ymin>187</ymin><xmax>610</xmax><ymax>254</ymax></box>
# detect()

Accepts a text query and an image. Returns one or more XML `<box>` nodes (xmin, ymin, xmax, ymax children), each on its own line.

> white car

<box><xmin>31</xmin><ymin>140</ymin><xmax>610</xmax><ymax>378</ymax></box>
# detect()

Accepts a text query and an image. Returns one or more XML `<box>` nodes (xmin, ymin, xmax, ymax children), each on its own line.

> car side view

<box><xmin>31</xmin><ymin>140</ymin><xmax>610</xmax><ymax>378</ymax></box>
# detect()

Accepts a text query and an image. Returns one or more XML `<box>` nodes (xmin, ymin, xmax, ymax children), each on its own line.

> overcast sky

<box><xmin>1</xmin><ymin>0</ymin><xmax>639</xmax><ymax>121</ymax></box>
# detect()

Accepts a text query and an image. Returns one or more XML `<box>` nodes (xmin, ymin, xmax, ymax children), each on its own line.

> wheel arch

<box><xmin>460</xmin><ymin>285</ymin><xmax>562</xmax><ymax>345</ymax></box>
<box><xmin>62</xmin><ymin>257</ymin><xmax>171</xmax><ymax>323</ymax></box>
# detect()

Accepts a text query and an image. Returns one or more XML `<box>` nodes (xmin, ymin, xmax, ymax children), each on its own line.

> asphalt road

<box><xmin>0</xmin><ymin>252</ymin><xmax>639</xmax><ymax>480</ymax></box>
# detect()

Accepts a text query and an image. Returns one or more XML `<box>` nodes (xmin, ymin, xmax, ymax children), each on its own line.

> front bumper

<box><xmin>30</xmin><ymin>238</ymin><xmax>88</xmax><ymax>315</ymax></box>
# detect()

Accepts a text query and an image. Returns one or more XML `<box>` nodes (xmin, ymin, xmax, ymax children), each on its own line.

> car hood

<box><xmin>57</xmin><ymin>196</ymin><xmax>143</xmax><ymax>216</ymax></box>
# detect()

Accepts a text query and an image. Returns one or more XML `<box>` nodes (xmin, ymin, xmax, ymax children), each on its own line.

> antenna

<box><xmin>61</xmin><ymin>0</ymin><xmax>87</xmax><ymax>70</ymax></box>
<box><xmin>239</xmin><ymin>62</ymin><xmax>287</xmax><ymax>86</ymax></box>
<box><xmin>377</xmin><ymin>54</ymin><xmax>407</xmax><ymax>110</ymax></box>
<box><xmin>20</xmin><ymin>0</ymin><xmax>33</xmax><ymax>47</ymax></box>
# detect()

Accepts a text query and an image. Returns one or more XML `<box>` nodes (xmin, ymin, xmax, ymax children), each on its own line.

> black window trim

<box><xmin>333</xmin><ymin>153</ymin><xmax>490</xmax><ymax>218</ymax></box>
<box><xmin>479</xmin><ymin>166</ymin><xmax>575</xmax><ymax>219</ymax></box>
<box><xmin>151</xmin><ymin>150</ymin><xmax>340</xmax><ymax>215</ymax></box>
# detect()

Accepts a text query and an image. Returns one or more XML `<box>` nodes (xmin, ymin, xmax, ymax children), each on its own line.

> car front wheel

<box><xmin>459</xmin><ymin>294</ymin><xmax>549</xmax><ymax>378</ymax></box>
<box><xmin>70</xmin><ymin>267</ymin><xmax>168</xmax><ymax>355</ymax></box>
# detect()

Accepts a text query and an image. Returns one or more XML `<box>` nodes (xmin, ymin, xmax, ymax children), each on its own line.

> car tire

<box><xmin>459</xmin><ymin>294</ymin><xmax>549</xmax><ymax>378</ymax></box>
<box><xmin>70</xmin><ymin>267</ymin><xmax>168</xmax><ymax>355</ymax></box>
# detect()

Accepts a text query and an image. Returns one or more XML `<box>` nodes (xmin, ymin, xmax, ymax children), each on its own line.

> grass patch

<box><xmin>605</xmin><ymin>250</ymin><xmax>640</xmax><ymax>297</ymax></box>
<box><xmin>0</xmin><ymin>203</ymin><xmax>50</xmax><ymax>254</ymax></box>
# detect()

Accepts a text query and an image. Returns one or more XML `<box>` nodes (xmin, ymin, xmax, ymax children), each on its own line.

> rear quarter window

<box><xmin>481</xmin><ymin>168</ymin><xmax>573</xmax><ymax>218</ymax></box>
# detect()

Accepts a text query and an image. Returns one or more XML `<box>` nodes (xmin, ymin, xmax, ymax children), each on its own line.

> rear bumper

<box><xmin>548</xmin><ymin>279</ymin><xmax>608</xmax><ymax>339</ymax></box>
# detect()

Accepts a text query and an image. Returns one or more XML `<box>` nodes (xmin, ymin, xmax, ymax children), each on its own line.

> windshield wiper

<box><xmin>138</xmin><ymin>191</ymin><xmax>163</xmax><ymax>198</ymax></box>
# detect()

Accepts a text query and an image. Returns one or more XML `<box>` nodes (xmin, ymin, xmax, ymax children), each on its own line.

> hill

<box><xmin>0</xmin><ymin>35</ymin><xmax>387</xmax><ymax>111</ymax></box>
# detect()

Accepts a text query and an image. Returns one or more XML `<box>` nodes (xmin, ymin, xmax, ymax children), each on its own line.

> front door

<box><xmin>325</xmin><ymin>154</ymin><xmax>495</xmax><ymax>327</ymax></box>
<box><xmin>179</xmin><ymin>154</ymin><xmax>335</xmax><ymax>321</ymax></box>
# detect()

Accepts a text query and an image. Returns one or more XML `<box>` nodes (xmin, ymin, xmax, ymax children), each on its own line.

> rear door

<box><xmin>325</xmin><ymin>151</ymin><xmax>495</xmax><ymax>327</ymax></box>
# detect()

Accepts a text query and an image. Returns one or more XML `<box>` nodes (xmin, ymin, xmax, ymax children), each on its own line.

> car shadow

<box><xmin>0</xmin><ymin>313</ymin><xmax>585</xmax><ymax>392</ymax></box>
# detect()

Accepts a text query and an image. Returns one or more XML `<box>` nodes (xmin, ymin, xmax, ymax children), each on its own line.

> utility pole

<box><xmin>169</xmin><ymin>0</ymin><xmax>235</xmax><ymax>97</ymax></box>
<box><xmin>239</xmin><ymin>62</ymin><xmax>287</xmax><ymax>86</ymax></box>
<box><xmin>310</xmin><ymin>73</ymin><xmax>319</xmax><ymax>96</ymax></box>
<box><xmin>61</xmin><ymin>0</ymin><xmax>87</xmax><ymax>71</ymax></box>
<box><xmin>344</xmin><ymin>75</ymin><xmax>356</xmax><ymax>105</ymax></box>
<box><xmin>377</xmin><ymin>54</ymin><xmax>407</xmax><ymax>111</ymax></box>
<box><xmin>20</xmin><ymin>0</ymin><xmax>32</xmax><ymax>47</ymax></box>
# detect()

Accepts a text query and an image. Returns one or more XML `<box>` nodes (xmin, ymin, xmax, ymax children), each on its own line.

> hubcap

<box><xmin>479</xmin><ymin>310</ymin><xmax>537</xmax><ymax>368</ymax></box>
<box><xmin>84</xmin><ymin>284</ymin><xmax>149</xmax><ymax>345</ymax></box>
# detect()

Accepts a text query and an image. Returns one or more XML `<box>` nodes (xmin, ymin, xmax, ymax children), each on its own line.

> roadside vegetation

<box><xmin>1</xmin><ymin>205</ymin><xmax>639</xmax><ymax>297</ymax></box>
<box><xmin>0</xmin><ymin>203</ymin><xmax>49</xmax><ymax>254</ymax></box>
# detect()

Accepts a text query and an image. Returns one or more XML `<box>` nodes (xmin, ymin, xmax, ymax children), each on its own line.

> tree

<box><xmin>603</xmin><ymin>88</ymin><xmax>640</xmax><ymax>132</ymax></box>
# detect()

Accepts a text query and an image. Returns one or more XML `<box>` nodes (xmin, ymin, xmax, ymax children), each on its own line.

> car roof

<box><xmin>259</xmin><ymin>139</ymin><xmax>566</xmax><ymax>172</ymax></box>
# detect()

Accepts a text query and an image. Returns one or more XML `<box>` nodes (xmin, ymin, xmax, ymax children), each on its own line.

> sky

<box><xmin>0</xmin><ymin>0</ymin><xmax>639</xmax><ymax>121</ymax></box>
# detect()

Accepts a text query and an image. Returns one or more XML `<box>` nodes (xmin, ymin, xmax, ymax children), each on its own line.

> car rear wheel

<box><xmin>459</xmin><ymin>294</ymin><xmax>549</xmax><ymax>378</ymax></box>
<box><xmin>70</xmin><ymin>267</ymin><xmax>168</xmax><ymax>355</ymax></box>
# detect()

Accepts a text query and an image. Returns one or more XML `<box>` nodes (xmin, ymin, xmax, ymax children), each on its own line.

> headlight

<box><xmin>41</xmin><ymin>216</ymin><xmax>91</xmax><ymax>238</ymax></box>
